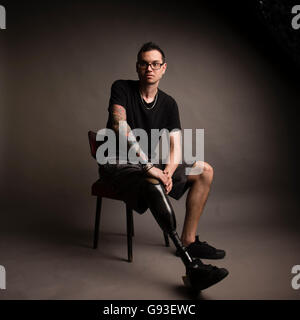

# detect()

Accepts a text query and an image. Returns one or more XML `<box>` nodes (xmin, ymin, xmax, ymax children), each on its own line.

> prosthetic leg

<box><xmin>141</xmin><ymin>177</ymin><xmax>229</xmax><ymax>292</ymax></box>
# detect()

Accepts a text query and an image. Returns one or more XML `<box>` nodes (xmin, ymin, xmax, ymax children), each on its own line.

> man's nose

<box><xmin>146</xmin><ymin>64</ymin><xmax>153</xmax><ymax>71</ymax></box>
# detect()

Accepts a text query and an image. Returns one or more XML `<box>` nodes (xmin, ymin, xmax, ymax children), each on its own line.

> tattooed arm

<box><xmin>111</xmin><ymin>104</ymin><xmax>149</xmax><ymax>164</ymax></box>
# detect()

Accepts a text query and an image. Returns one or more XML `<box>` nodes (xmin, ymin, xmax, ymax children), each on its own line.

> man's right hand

<box><xmin>145</xmin><ymin>166</ymin><xmax>172</xmax><ymax>192</ymax></box>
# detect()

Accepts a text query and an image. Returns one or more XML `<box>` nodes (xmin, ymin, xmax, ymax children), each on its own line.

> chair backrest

<box><xmin>88</xmin><ymin>131</ymin><xmax>101</xmax><ymax>159</ymax></box>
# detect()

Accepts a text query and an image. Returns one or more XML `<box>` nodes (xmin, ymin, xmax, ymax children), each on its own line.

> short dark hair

<box><xmin>137</xmin><ymin>42</ymin><xmax>166</xmax><ymax>63</ymax></box>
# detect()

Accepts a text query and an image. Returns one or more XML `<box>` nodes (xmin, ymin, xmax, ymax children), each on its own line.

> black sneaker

<box><xmin>186</xmin><ymin>258</ymin><xmax>229</xmax><ymax>291</ymax></box>
<box><xmin>176</xmin><ymin>236</ymin><xmax>226</xmax><ymax>259</ymax></box>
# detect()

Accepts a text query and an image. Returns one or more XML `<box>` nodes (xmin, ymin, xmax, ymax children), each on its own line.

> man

<box><xmin>99</xmin><ymin>42</ymin><xmax>228</xmax><ymax>291</ymax></box>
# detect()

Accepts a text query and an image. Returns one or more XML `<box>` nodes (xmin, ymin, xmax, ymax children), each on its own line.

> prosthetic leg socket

<box><xmin>141</xmin><ymin>178</ymin><xmax>193</xmax><ymax>266</ymax></box>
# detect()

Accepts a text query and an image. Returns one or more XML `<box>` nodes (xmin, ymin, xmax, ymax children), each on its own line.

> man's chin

<box><xmin>144</xmin><ymin>78</ymin><xmax>158</xmax><ymax>85</ymax></box>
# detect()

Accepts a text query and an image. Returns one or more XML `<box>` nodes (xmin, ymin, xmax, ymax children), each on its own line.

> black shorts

<box><xmin>98</xmin><ymin>162</ymin><xmax>194</xmax><ymax>214</ymax></box>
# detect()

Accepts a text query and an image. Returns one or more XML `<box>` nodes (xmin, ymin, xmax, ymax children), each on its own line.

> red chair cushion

<box><xmin>91</xmin><ymin>179</ymin><xmax>124</xmax><ymax>200</ymax></box>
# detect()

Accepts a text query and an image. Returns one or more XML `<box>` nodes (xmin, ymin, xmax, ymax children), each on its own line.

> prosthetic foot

<box><xmin>142</xmin><ymin>178</ymin><xmax>229</xmax><ymax>292</ymax></box>
<box><xmin>169</xmin><ymin>230</ymin><xmax>229</xmax><ymax>292</ymax></box>
<box><xmin>184</xmin><ymin>259</ymin><xmax>229</xmax><ymax>292</ymax></box>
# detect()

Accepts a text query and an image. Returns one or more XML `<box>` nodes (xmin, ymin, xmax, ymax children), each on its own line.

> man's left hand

<box><xmin>163</xmin><ymin>169</ymin><xmax>173</xmax><ymax>194</ymax></box>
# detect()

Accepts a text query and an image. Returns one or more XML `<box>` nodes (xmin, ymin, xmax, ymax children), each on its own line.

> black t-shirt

<box><xmin>106</xmin><ymin>79</ymin><xmax>181</xmax><ymax>161</ymax></box>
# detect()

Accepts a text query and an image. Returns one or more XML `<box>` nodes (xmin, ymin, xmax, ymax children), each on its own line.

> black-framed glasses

<box><xmin>137</xmin><ymin>61</ymin><xmax>164</xmax><ymax>70</ymax></box>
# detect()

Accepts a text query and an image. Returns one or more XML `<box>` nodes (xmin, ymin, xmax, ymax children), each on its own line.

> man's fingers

<box><xmin>161</xmin><ymin>171</ymin><xmax>172</xmax><ymax>188</ymax></box>
<box><xmin>165</xmin><ymin>185</ymin><xmax>172</xmax><ymax>194</ymax></box>
<box><xmin>165</xmin><ymin>179</ymin><xmax>173</xmax><ymax>193</ymax></box>
<box><xmin>161</xmin><ymin>176</ymin><xmax>168</xmax><ymax>185</ymax></box>
<box><xmin>163</xmin><ymin>170</ymin><xmax>170</xmax><ymax>176</ymax></box>
<box><xmin>165</xmin><ymin>179</ymin><xmax>171</xmax><ymax>187</ymax></box>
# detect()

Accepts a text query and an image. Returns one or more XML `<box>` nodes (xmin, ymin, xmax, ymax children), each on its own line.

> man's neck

<box><xmin>139</xmin><ymin>81</ymin><xmax>158</xmax><ymax>100</ymax></box>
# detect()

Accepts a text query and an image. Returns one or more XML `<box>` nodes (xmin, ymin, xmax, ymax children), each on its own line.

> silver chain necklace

<box><xmin>139</xmin><ymin>90</ymin><xmax>158</xmax><ymax>110</ymax></box>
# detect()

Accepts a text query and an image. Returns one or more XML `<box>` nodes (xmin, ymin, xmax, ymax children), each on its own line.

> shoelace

<box><xmin>194</xmin><ymin>237</ymin><xmax>216</xmax><ymax>252</ymax></box>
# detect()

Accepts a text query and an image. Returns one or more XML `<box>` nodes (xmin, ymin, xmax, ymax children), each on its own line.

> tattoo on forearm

<box><xmin>111</xmin><ymin>105</ymin><xmax>126</xmax><ymax>126</ymax></box>
<box><xmin>111</xmin><ymin>104</ymin><xmax>149</xmax><ymax>162</ymax></box>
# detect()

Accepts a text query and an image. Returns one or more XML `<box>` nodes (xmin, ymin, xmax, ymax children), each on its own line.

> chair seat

<box><xmin>92</xmin><ymin>179</ymin><xmax>124</xmax><ymax>200</ymax></box>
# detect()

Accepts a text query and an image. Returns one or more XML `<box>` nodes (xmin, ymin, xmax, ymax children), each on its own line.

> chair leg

<box><xmin>131</xmin><ymin>211</ymin><xmax>134</xmax><ymax>237</ymax></box>
<box><xmin>93</xmin><ymin>196</ymin><xmax>102</xmax><ymax>249</ymax></box>
<box><xmin>126</xmin><ymin>204</ymin><xmax>133</xmax><ymax>262</ymax></box>
<box><xmin>163</xmin><ymin>231</ymin><xmax>170</xmax><ymax>247</ymax></box>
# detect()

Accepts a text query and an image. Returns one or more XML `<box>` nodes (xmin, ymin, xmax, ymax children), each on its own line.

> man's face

<box><xmin>136</xmin><ymin>50</ymin><xmax>167</xmax><ymax>85</ymax></box>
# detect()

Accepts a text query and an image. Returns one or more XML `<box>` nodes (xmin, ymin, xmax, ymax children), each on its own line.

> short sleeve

<box><xmin>166</xmin><ymin>99</ymin><xmax>181</xmax><ymax>132</ymax></box>
<box><xmin>108</xmin><ymin>80</ymin><xmax>128</xmax><ymax>110</ymax></box>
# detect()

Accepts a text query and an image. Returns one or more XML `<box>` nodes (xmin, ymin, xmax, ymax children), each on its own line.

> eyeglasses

<box><xmin>137</xmin><ymin>61</ymin><xmax>164</xmax><ymax>70</ymax></box>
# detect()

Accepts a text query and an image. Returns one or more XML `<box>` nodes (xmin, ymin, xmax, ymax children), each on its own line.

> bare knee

<box><xmin>192</xmin><ymin>161</ymin><xmax>213</xmax><ymax>174</ymax></box>
<box><xmin>203</xmin><ymin>162</ymin><xmax>213</xmax><ymax>176</ymax></box>
<box><xmin>191</xmin><ymin>161</ymin><xmax>214</xmax><ymax>183</ymax></box>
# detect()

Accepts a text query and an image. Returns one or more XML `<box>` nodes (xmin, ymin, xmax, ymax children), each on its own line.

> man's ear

<box><xmin>162</xmin><ymin>62</ymin><xmax>167</xmax><ymax>74</ymax></box>
<box><xmin>136</xmin><ymin>62</ymin><xmax>139</xmax><ymax>73</ymax></box>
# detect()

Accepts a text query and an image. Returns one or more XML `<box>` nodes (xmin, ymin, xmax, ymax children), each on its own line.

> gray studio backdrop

<box><xmin>1</xmin><ymin>1</ymin><xmax>298</xmax><ymax>236</ymax></box>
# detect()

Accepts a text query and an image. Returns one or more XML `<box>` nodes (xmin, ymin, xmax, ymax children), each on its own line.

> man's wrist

<box><xmin>141</xmin><ymin>162</ymin><xmax>154</xmax><ymax>172</ymax></box>
<box><xmin>164</xmin><ymin>164</ymin><xmax>178</xmax><ymax>177</ymax></box>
